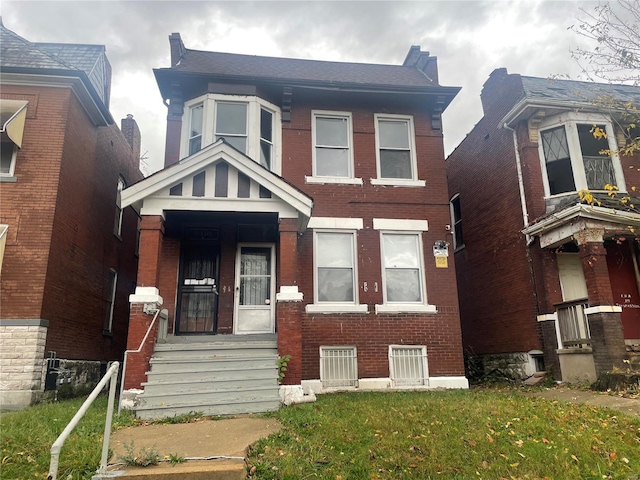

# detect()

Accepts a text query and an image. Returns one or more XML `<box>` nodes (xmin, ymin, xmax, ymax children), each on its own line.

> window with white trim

<box><xmin>538</xmin><ymin>113</ymin><xmax>624</xmax><ymax>196</ymax></box>
<box><xmin>382</xmin><ymin>233</ymin><xmax>424</xmax><ymax>303</ymax></box>
<box><xmin>450</xmin><ymin>194</ymin><xmax>463</xmax><ymax>249</ymax></box>
<box><xmin>103</xmin><ymin>269</ymin><xmax>117</xmax><ymax>333</ymax></box>
<box><xmin>374</xmin><ymin>114</ymin><xmax>418</xmax><ymax>182</ymax></box>
<box><xmin>320</xmin><ymin>346</ymin><xmax>358</xmax><ymax>388</ymax></box>
<box><xmin>312</xmin><ymin>111</ymin><xmax>353</xmax><ymax>179</ymax></box>
<box><xmin>316</xmin><ymin>231</ymin><xmax>356</xmax><ymax>303</ymax></box>
<box><xmin>182</xmin><ymin>94</ymin><xmax>281</xmax><ymax>174</ymax></box>
<box><xmin>113</xmin><ymin>177</ymin><xmax>125</xmax><ymax>237</ymax></box>
<box><xmin>1</xmin><ymin>142</ymin><xmax>17</xmax><ymax>177</ymax></box>
<box><xmin>389</xmin><ymin>345</ymin><xmax>428</xmax><ymax>387</ymax></box>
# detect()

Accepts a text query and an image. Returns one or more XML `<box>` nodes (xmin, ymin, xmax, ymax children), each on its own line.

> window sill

<box><xmin>0</xmin><ymin>176</ymin><xmax>17</xmax><ymax>183</ymax></box>
<box><xmin>375</xmin><ymin>303</ymin><xmax>437</xmax><ymax>314</ymax></box>
<box><xmin>305</xmin><ymin>303</ymin><xmax>368</xmax><ymax>314</ymax></box>
<box><xmin>305</xmin><ymin>176</ymin><xmax>363</xmax><ymax>185</ymax></box>
<box><xmin>370</xmin><ymin>178</ymin><xmax>426</xmax><ymax>187</ymax></box>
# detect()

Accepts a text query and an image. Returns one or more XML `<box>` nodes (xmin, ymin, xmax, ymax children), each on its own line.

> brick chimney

<box><xmin>480</xmin><ymin>68</ymin><xmax>522</xmax><ymax>114</ymax></box>
<box><xmin>169</xmin><ymin>33</ymin><xmax>186</xmax><ymax>67</ymax></box>
<box><xmin>121</xmin><ymin>114</ymin><xmax>141</xmax><ymax>162</ymax></box>
<box><xmin>402</xmin><ymin>45</ymin><xmax>439</xmax><ymax>84</ymax></box>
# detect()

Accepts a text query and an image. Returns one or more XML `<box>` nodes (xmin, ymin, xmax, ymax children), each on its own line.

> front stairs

<box><xmin>135</xmin><ymin>334</ymin><xmax>280</xmax><ymax>420</ymax></box>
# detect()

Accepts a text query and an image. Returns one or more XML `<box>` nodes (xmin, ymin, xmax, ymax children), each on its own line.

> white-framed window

<box><xmin>306</xmin><ymin>111</ymin><xmax>361</xmax><ymax>184</ymax></box>
<box><xmin>538</xmin><ymin>112</ymin><xmax>625</xmax><ymax>196</ymax></box>
<box><xmin>320</xmin><ymin>346</ymin><xmax>358</xmax><ymax>388</ymax></box>
<box><xmin>1</xmin><ymin>142</ymin><xmax>17</xmax><ymax>178</ymax></box>
<box><xmin>373</xmin><ymin>218</ymin><xmax>435</xmax><ymax>314</ymax></box>
<box><xmin>306</xmin><ymin>217</ymin><xmax>367</xmax><ymax>314</ymax></box>
<box><xmin>450</xmin><ymin>194</ymin><xmax>463</xmax><ymax>250</ymax></box>
<box><xmin>103</xmin><ymin>269</ymin><xmax>117</xmax><ymax>334</ymax></box>
<box><xmin>182</xmin><ymin>94</ymin><xmax>282</xmax><ymax>174</ymax></box>
<box><xmin>372</xmin><ymin>114</ymin><xmax>423</xmax><ymax>187</ymax></box>
<box><xmin>389</xmin><ymin>345</ymin><xmax>428</xmax><ymax>387</ymax></box>
<box><xmin>113</xmin><ymin>177</ymin><xmax>125</xmax><ymax>237</ymax></box>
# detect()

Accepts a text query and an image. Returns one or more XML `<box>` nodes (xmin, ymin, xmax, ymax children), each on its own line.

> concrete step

<box><xmin>146</xmin><ymin>365</ymin><xmax>277</xmax><ymax>383</ymax></box>
<box><xmin>152</xmin><ymin>344</ymin><xmax>278</xmax><ymax>359</ymax></box>
<box><xmin>141</xmin><ymin>377</ymin><xmax>278</xmax><ymax>395</ymax></box>
<box><xmin>136</xmin><ymin>398</ymin><xmax>280</xmax><ymax>419</ymax></box>
<box><xmin>148</xmin><ymin>356</ymin><xmax>277</xmax><ymax>373</ymax></box>
<box><xmin>139</xmin><ymin>384</ymin><xmax>279</xmax><ymax>404</ymax></box>
<box><xmin>106</xmin><ymin>459</ymin><xmax>246</xmax><ymax>480</ymax></box>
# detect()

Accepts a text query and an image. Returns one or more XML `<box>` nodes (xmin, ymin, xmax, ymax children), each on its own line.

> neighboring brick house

<box><xmin>447</xmin><ymin>69</ymin><xmax>640</xmax><ymax>383</ymax></box>
<box><xmin>120</xmin><ymin>33</ymin><xmax>468</xmax><ymax>418</ymax></box>
<box><xmin>0</xmin><ymin>21</ymin><xmax>142</xmax><ymax>408</ymax></box>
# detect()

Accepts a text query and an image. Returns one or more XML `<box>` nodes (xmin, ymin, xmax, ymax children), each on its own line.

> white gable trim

<box><xmin>121</xmin><ymin>140</ymin><xmax>313</xmax><ymax>218</ymax></box>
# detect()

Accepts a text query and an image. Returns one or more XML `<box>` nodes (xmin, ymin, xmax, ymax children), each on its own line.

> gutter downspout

<box><xmin>503</xmin><ymin>123</ymin><xmax>532</xmax><ymax>244</ymax></box>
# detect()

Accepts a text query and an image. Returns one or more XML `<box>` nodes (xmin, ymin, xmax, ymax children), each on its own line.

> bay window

<box><xmin>182</xmin><ymin>94</ymin><xmax>281</xmax><ymax>174</ymax></box>
<box><xmin>538</xmin><ymin>113</ymin><xmax>624</xmax><ymax>196</ymax></box>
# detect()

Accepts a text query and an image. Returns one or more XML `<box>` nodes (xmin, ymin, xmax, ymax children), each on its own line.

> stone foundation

<box><xmin>0</xmin><ymin>320</ymin><xmax>48</xmax><ymax>409</ymax></box>
<box><xmin>474</xmin><ymin>352</ymin><xmax>532</xmax><ymax>381</ymax></box>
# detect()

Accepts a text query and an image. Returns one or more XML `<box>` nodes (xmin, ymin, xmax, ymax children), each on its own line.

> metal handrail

<box><xmin>48</xmin><ymin>361</ymin><xmax>119</xmax><ymax>480</ymax></box>
<box><xmin>118</xmin><ymin>308</ymin><xmax>164</xmax><ymax>414</ymax></box>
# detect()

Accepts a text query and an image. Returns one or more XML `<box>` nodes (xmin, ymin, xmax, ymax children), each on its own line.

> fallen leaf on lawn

<box><xmin>571</xmin><ymin>454</ymin><xmax>579</xmax><ymax>463</ymax></box>
<box><xmin>542</xmin><ymin>438</ymin><xmax>549</xmax><ymax>444</ymax></box>
<box><xmin>622</xmin><ymin>457</ymin><xmax>629</xmax><ymax>464</ymax></box>
<box><xmin>609</xmin><ymin>452</ymin><xmax>617</xmax><ymax>459</ymax></box>
<box><xmin>487</xmin><ymin>434</ymin><xmax>494</xmax><ymax>443</ymax></box>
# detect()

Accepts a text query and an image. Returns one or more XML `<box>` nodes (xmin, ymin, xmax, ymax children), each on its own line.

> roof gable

<box><xmin>122</xmin><ymin>140</ymin><xmax>313</xmax><ymax>223</ymax></box>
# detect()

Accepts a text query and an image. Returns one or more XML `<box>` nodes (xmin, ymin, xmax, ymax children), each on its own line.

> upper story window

<box><xmin>371</xmin><ymin>114</ymin><xmax>424</xmax><ymax>187</ymax></box>
<box><xmin>1</xmin><ymin>142</ymin><xmax>17</xmax><ymax>178</ymax></box>
<box><xmin>450</xmin><ymin>194</ymin><xmax>463</xmax><ymax>250</ymax></box>
<box><xmin>114</xmin><ymin>177</ymin><xmax>125</xmax><ymax>237</ymax></box>
<box><xmin>182</xmin><ymin>94</ymin><xmax>281</xmax><ymax>175</ymax></box>
<box><xmin>538</xmin><ymin>112</ymin><xmax>624</xmax><ymax>196</ymax></box>
<box><xmin>309</xmin><ymin>111</ymin><xmax>356</xmax><ymax>180</ymax></box>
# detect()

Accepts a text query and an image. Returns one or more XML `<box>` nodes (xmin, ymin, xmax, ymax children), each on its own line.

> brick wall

<box><xmin>447</xmin><ymin>71</ymin><xmax>543</xmax><ymax>356</ymax></box>
<box><xmin>1</xmin><ymin>84</ymin><xmax>141</xmax><ymax>375</ymax></box>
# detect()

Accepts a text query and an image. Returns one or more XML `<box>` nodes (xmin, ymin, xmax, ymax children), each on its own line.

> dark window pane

<box><xmin>379</xmin><ymin>120</ymin><xmax>409</xmax><ymax>148</ymax></box>
<box><xmin>260</xmin><ymin>109</ymin><xmax>273</xmax><ymax>142</ymax></box>
<box><xmin>316</xmin><ymin>117</ymin><xmax>348</xmax><ymax>146</ymax></box>
<box><xmin>217</xmin><ymin>135</ymin><xmax>246</xmax><ymax>153</ymax></box>
<box><xmin>192</xmin><ymin>171</ymin><xmax>205</xmax><ymax>197</ymax></box>
<box><xmin>259</xmin><ymin>186</ymin><xmax>271</xmax><ymax>198</ymax></box>
<box><xmin>215</xmin><ymin>163</ymin><xmax>228</xmax><ymax>197</ymax></box>
<box><xmin>238</xmin><ymin>172</ymin><xmax>250</xmax><ymax>198</ymax></box>
<box><xmin>578</xmin><ymin>124</ymin><xmax>609</xmax><ymax>158</ymax></box>
<box><xmin>584</xmin><ymin>156</ymin><xmax>615</xmax><ymax>190</ymax></box>
<box><xmin>1</xmin><ymin>143</ymin><xmax>14</xmax><ymax>174</ymax></box>
<box><xmin>260</xmin><ymin>140</ymin><xmax>271</xmax><ymax>169</ymax></box>
<box><xmin>189</xmin><ymin>136</ymin><xmax>201</xmax><ymax>156</ymax></box>
<box><xmin>547</xmin><ymin>158</ymin><xmax>576</xmax><ymax>195</ymax></box>
<box><xmin>380</xmin><ymin>150</ymin><xmax>412</xmax><ymax>179</ymax></box>
<box><xmin>216</xmin><ymin>103</ymin><xmax>247</xmax><ymax>135</ymax></box>
<box><xmin>169</xmin><ymin>183</ymin><xmax>183</xmax><ymax>196</ymax></box>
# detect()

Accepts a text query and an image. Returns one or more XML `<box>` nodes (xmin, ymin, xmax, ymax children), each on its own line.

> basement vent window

<box><xmin>389</xmin><ymin>345</ymin><xmax>428</xmax><ymax>387</ymax></box>
<box><xmin>320</xmin><ymin>346</ymin><xmax>357</xmax><ymax>389</ymax></box>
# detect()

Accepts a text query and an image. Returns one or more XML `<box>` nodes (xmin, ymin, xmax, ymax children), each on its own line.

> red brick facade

<box><xmin>447</xmin><ymin>69</ymin><xmax>636</xmax><ymax>380</ymax></box>
<box><xmin>0</xmin><ymin>83</ymin><xmax>142</xmax><ymax>362</ymax></box>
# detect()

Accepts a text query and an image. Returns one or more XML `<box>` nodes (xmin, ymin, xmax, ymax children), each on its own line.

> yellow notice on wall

<box><xmin>435</xmin><ymin>256</ymin><xmax>448</xmax><ymax>269</ymax></box>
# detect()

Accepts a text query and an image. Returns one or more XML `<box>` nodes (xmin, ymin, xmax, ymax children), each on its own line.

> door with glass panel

<box><xmin>234</xmin><ymin>245</ymin><xmax>275</xmax><ymax>334</ymax></box>
<box><xmin>176</xmin><ymin>244</ymin><xmax>219</xmax><ymax>334</ymax></box>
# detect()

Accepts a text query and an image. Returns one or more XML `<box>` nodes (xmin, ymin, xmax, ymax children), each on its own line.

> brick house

<box><xmin>120</xmin><ymin>33</ymin><xmax>468</xmax><ymax>418</ymax></box>
<box><xmin>447</xmin><ymin>69</ymin><xmax>640</xmax><ymax>383</ymax></box>
<box><xmin>0</xmin><ymin>21</ymin><xmax>142</xmax><ymax>408</ymax></box>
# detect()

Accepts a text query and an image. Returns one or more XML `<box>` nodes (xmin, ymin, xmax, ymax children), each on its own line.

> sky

<box><xmin>1</xmin><ymin>0</ymin><xmax>603</xmax><ymax>174</ymax></box>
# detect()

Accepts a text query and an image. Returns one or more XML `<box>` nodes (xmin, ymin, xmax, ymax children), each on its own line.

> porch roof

<box><xmin>523</xmin><ymin>203</ymin><xmax>640</xmax><ymax>248</ymax></box>
<box><xmin>121</xmin><ymin>140</ymin><xmax>313</xmax><ymax>228</ymax></box>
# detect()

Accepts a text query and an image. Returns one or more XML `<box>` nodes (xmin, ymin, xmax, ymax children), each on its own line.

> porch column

<box><xmin>124</xmin><ymin>215</ymin><xmax>165</xmax><ymax>390</ymax></box>
<box><xmin>276</xmin><ymin>218</ymin><xmax>303</xmax><ymax>385</ymax></box>
<box><xmin>576</xmin><ymin>230</ymin><xmax>628</xmax><ymax>375</ymax></box>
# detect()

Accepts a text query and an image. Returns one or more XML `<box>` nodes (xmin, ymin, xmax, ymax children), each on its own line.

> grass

<box><xmin>2</xmin><ymin>388</ymin><xmax>639</xmax><ymax>479</ymax></box>
<box><xmin>247</xmin><ymin>389</ymin><xmax>640</xmax><ymax>480</ymax></box>
<box><xmin>0</xmin><ymin>395</ymin><xmax>138</xmax><ymax>479</ymax></box>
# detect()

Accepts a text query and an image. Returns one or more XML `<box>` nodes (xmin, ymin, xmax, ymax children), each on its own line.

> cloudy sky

<box><xmin>1</xmin><ymin>1</ymin><xmax>601</xmax><ymax>174</ymax></box>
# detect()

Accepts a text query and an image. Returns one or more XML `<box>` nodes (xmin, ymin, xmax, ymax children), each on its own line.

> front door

<box><xmin>234</xmin><ymin>244</ymin><xmax>275</xmax><ymax>334</ymax></box>
<box><xmin>176</xmin><ymin>244</ymin><xmax>219</xmax><ymax>334</ymax></box>
<box><xmin>606</xmin><ymin>240</ymin><xmax>640</xmax><ymax>340</ymax></box>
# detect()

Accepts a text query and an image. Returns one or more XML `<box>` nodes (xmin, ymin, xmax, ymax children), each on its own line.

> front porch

<box><xmin>119</xmin><ymin>141</ymin><xmax>312</xmax><ymax>417</ymax></box>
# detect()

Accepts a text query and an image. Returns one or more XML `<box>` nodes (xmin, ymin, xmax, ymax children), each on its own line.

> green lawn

<box><xmin>247</xmin><ymin>390</ymin><xmax>640</xmax><ymax>480</ymax></box>
<box><xmin>1</xmin><ymin>389</ymin><xmax>639</xmax><ymax>479</ymax></box>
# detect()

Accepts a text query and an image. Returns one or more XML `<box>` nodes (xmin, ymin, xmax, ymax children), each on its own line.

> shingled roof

<box><xmin>0</xmin><ymin>19</ymin><xmax>111</xmax><ymax>111</ymax></box>
<box><xmin>154</xmin><ymin>33</ymin><xmax>460</xmax><ymax>103</ymax></box>
<box><xmin>521</xmin><ymin>76</ymin><xmax>640</xmax><ymax>105</ymax></box>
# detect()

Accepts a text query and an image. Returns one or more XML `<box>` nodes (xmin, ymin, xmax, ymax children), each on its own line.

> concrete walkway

<box><xmin>526</xmin><ymin>387</ymin><xmax>640</xmax><ymax>417</ymax></box>
<box><xmin>107</xmin><ymin>416</ymin><xmax>282</xmax><ymax>479</ymax></box>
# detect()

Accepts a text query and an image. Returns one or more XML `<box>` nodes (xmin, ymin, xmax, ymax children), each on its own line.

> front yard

<box><xmin>1</xmin><ymin>388</ymin><xmax>638</xmax><ymax>479</ymax></box>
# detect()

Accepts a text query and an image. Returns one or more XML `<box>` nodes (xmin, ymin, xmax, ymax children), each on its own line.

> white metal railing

<box><xmin>389</xmin><ymin>346</ymin><xmax>428</xmax><ymax>387</ymax></box>
<box><xmin>118</xmin><ymin>308</ymin><xmax>167</xmax><ymax>414</ymax></box>
<box><xmin>48</xmin><ymin>361</ymin><xmax>119</xmax><ymax>480</ymax></box>
<box><xmin>556</xmin><ymin>299</ymin><xmax>591</xmax><ymax>348</ymax></box>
